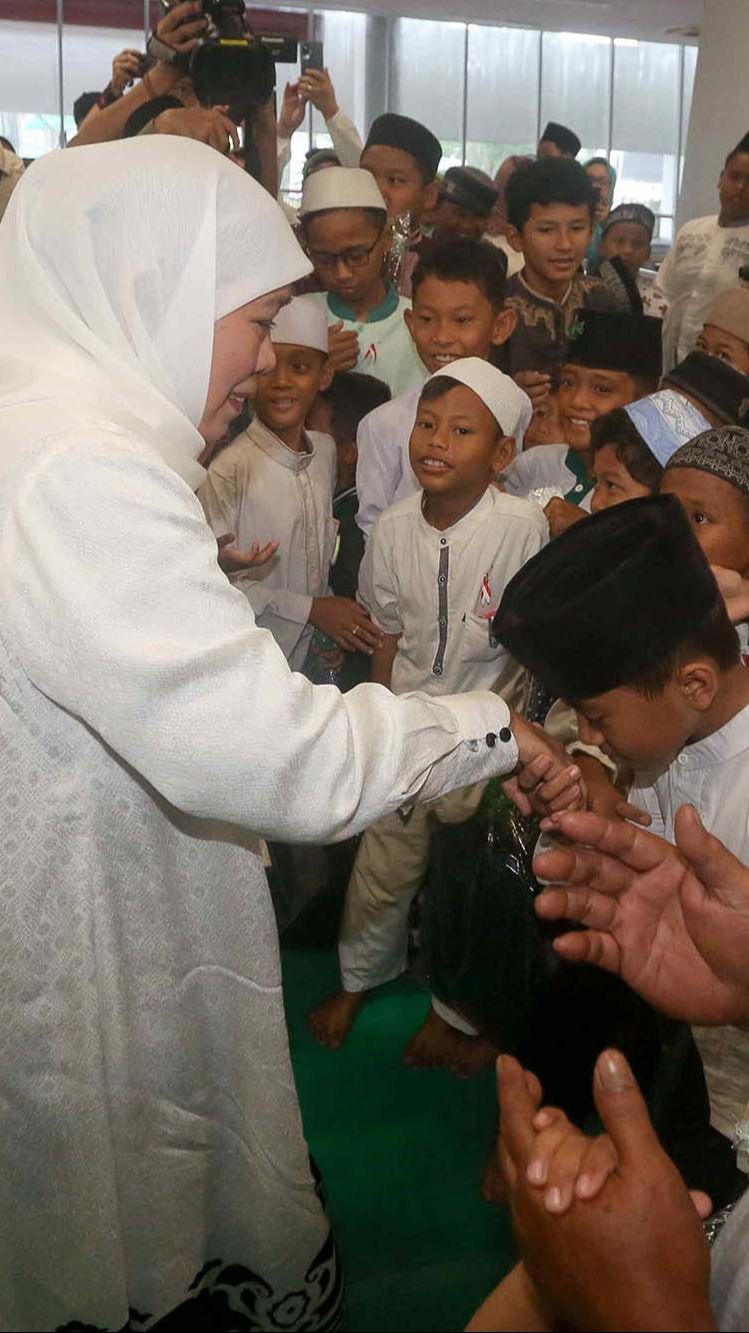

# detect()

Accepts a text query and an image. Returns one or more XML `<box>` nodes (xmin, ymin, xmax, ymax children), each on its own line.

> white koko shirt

<box><xmin>650</xmin><ymin>214</ymin><xmax>749</xmax><ymax>369</ymax></box>
<box><xmin>199</xmin><ymin>417</ymin><xmax>338</xmax><ymax>671</ymax></box>
<box><xmin>630</xmin><ymin>698</ymin><xmax>749</xmax><ymax>1170</ymax></box>
<box><xmin>359</xmin><ymin>485</ymin><xmax>548</xmax><ymax>701</ymax></box>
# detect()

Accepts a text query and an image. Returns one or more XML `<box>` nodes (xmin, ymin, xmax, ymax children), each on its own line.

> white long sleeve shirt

<box><xmin>650</xmin><ymin>215</ymin><xmax>749</xmax><ymax>369</ymax></box>
<box><xmin>355</xmin><ymin>384</ymin><xmax>422</xmax><ymax>538</ymax></box>
<box><xmin>198</xmin><ymin>417</ymin><xmax>337</xmax><ymax>671</ymax></box>
<box><xmin>277</xmin><ymin>107</ymin><xmax>363</xmax><ymax>175</ymax></box>
<box><xmin>358</xmin><ymin>485</ymin><xmax>548</xmax><ymax>702</ymax></box>
<box><xmin>630</xmin><ymin>699</ymin><xmax>749</xmax><ymax>1169</ymax></box>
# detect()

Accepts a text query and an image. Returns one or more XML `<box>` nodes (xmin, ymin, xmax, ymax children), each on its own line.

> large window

<box><xmin>540</xmin><ymin>32</ymin><xmax>611</xmax><ymax>164</ymax></box>
<box><xmin>389</xmin><ymin>18</ymin><xmax>466</xmax><ymax>169</ymax></box>
<box><xmin>611</xmin><ymin>39</ymin><xmax>682</xmax><ymax>242</ymax></box>
<box><xmin>465</xmin><ymin>26</ymin><xmax>539</xmax><ymax>176</ymax></box>
<box><xmin>0</xmin><ymin>4</ymin><xmax>700</xmax><ymax>243</ymax></box>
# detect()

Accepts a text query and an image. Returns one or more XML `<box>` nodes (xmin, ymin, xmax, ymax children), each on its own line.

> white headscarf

<box><xmin>0</xmin><ymin>136</ymin><xmax>311</xmax><ymax>488</ymax></box>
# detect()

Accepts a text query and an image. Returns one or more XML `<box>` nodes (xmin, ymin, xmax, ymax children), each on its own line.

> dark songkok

<box><xmin>364</xmin><ymin>113</ymin><xmax>442</xmax><ymax>180</ymax></box>
<box><xmin>565</xmin><ymin>308</ymin><xmax>663</xmax><ymax>380</ymax></box>
<box><xmin>492</xmin><ymin>495</ymin><xmax>721</xmax><ymax>702</ymax></box>
<box><xmin>663</xmin><ymin>351</ymin><xmax>749</xmax><ymax>426</ymax></box>
<box><xmin>666</xmin><ymin>426</ymin><xmax>749</xmax><ymax>498</ymax></box>
<box><xmin>540</xmin><ymin>121</ymin><xmax>581</xmax><ymax>157</ymax></box>
<box><xmin>602</xmin><ymin>203</ymin><xmax>656</xmax><ymax>239</ymax></box>
<box><xmin>438</xmin><ymin>166</ymin><xmax>498</xmax><ymax>217</ymax></box>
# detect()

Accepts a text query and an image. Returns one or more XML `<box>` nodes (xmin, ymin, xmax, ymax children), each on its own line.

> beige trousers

<box><xmin>338</xmin><ymin>782</ymin><xmax>486</xmax><ymax>995</ymax></box>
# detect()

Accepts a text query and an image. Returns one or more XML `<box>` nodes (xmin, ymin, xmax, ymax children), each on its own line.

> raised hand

<box><xmin>298</xmin><ymin>68</ymin><xmax>339</xmax><ymax>121</ymax></box>
<box><xmin>216</xmin><ymin>533</ymin><xmax>278</xmax><ymax>573</ymax></box>
<box><xmin>534</xmin><ymin>804</ymin><xmax>749</xmax><ymax>1025</ymax></box>
<box><xmin>111</xmin><ymin>50</ymin><xmax>144</xmax><ymax>97</ymax></box>
<box><xmin>278</xmin><ymin>81</ymin><xmax>307</xmax><ymax>138</ymax></box>
<box><xmin>156</xmin><ymin>0</ymin><xmax>208</xmax><ymax>55</ymax></box>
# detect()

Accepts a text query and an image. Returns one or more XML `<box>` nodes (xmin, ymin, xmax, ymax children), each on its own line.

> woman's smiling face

<box><xmin>199</xmin><ymin>287</ymin><xmax>294</xmax><ymax>446</ymax></box>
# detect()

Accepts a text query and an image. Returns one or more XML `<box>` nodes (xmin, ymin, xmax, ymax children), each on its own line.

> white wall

<box><xmin>679</xmin><ymin>0</ymin><xmax>749</xmax><ymax>225</ymax></box>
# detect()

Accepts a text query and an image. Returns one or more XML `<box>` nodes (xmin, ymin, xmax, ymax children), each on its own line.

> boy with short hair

<box><xmin>498</xmin><ymin>157</ymin><xmax>618</xmax><ymax>393</ymax></box>
<box><xmin>599</xmin><ymin>202</ymin><xmax>655</xmax><ymax>277</ymax></box>
<box><xmin>359</xmin><ymin>112</ymin><xmax>443</xmax><ymax>297</ymax></box>
<box><xmin>651</xmin><ymin>132</ymin><xmax>749</xmax><ymax>369</ymax></box>
<box><xmin>696</xmin><ymin>288</ymin><xmax>749</xmax><ymax>376</ymax></box>
<box><xmin>502</xmin><ymin>308</ymin><xmax>662</xmax><ymax>520</ymax></box>
<box><xmin>496</xmin><ymin>494</ymin><xmax>749</xmax><ymax>1205</ymax></box>
<box><xmin>310</xmin><ymin>358</ymin><xmax>549</xmax><ymax>1056</ymax></box>
<box><xmin>300</xmin><ymin>166</ymin><xmax>426</xmax><ymax>397</ymax></box>
<box><xmin>431</xmin><ymin>166</ymin><xmax>499</xmax><ymax>243</ymax></box>
<box><xmin>199</xmin><ymin>295</ymin><xmax>382</xmax><ymax>671</ymax></box>
<box><xmin>356</xmin><ymin>237</ymin><xmax>519</xmax><ymax>537</ymax></box>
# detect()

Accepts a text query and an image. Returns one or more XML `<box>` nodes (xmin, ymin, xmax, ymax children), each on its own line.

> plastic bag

<box><xmin>424</xmin><ymin>779</ymin><xmax>562</xmax><ymax>1051</ymax></box>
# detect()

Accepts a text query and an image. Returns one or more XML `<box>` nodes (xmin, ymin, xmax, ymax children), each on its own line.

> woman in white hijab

<box><xmin>0</xmin><ymin>135</ymin><xmax>562</xmax><ymax>1331</ymax></box>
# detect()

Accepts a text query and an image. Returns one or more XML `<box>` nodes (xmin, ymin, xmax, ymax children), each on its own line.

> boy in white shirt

<box><xmin>356</xmin><ymin>237</ymin><xmax>520</xmax><ymax>538</ymax></box>
<box><xmin>310</xmin><ymin>358</ymin><xmax>552</xmax><ymax>1059</ymax></box>
<box><xmin>651</xmin><ymin>133</ymin><xmax>749</xmax><ymax>369</ymax></box>
<box><xmin>496</xmin><ymin>494</ymin><xmax>749</xmax><ymax>1205</ymax></box>
<box><xmin>299</xmin><ymin>167</ymin><xmax>426</xmax><ymax>398</ymax></box>
<box><xmin>199</xmin><ymin>295</ymin><xmax>382</xmax><ymax>670</ymax></box>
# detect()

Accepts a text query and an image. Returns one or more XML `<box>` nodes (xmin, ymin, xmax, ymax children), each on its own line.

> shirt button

<box><xmin>439</xmin><ymin>617</ymin><xmax>446</xmax><ymax>627</ymax></box>
<box><xmin>440</xmin><ymin>538</ymin><xmax>447</xmax><ymax>545</ymax></box>
<box><xmin>438</xmin><ymin>574</ymin><xmax>447</xmax><ymax>586</ymax></box>
<box><xmin>574</xmin><ymin>483</ymin><xmax>583</xmax><ymax>493</ymax></box>
<box><xmin>433</xmin><ymin>664</ymin><xmax>443</xmax><ymax>676</ymax></box>
<box><xmin>499</xmin><ymin>727</ymin><xmax>512</xmax><ymax>743</ymax></box>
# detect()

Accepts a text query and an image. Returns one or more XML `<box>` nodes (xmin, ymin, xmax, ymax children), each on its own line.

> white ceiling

<box><xmin>267</xmin><ymin>0</ymin><xmax>702</xmax><ymax>42</ymax></box>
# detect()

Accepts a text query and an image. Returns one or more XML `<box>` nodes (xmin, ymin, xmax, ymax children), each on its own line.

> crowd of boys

<box><xmin>41</xmin><ymin>0</ymin><xmax>749</xmax><ymax>1242</ymax></box>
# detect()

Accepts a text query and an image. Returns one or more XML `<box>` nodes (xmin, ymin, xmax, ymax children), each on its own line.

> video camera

<box><xmin>151</xmin><ymin>1</ymin><xmax>298</xmax><ymax>119</ymax></box>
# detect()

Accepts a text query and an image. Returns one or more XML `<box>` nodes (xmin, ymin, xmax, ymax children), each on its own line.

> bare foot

<box><xmin>451</xmin><ymin>1033</ymin><xmax>500</xmax><ymax>1080</ymax></box>
<box><xmin>403</xmin><ymin>1008</ymin><xmax>463</xmax><ymax>1069</ymax></box>
<box><xmin>482</xmin><ymin>1144</ymin><xmax>508</xmax><ymax>1206</ymax></box>
<box><xmin>309</xmin><ymin>990</ymin><xmax>364</xmax><ymax>1049</ymax></box>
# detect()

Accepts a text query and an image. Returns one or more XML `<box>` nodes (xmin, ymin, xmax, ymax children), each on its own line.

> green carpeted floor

<box><xmin>282</xmin><ymin>940</ymin><xmax>518</xmax><ymax>1331</ymax></box>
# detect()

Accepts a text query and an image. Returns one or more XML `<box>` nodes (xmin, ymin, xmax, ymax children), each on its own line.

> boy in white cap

<box><xmin>199</xmin><ymin>294</ymin><xmax>382</xmax><ymax>671</ymax></box>
<box><xmin>310</xmin><ymin>358</ymin><xmax>554</xmax><ymax>1067</ymax></box>
<box><xmin>299</xmin><ymin>167</ymin><xmax>427</xmax><ymax>397</ymax></box>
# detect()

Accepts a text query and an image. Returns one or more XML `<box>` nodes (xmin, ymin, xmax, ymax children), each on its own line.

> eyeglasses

<box><xmin>307</xmin><ymin>230</ymin><xmax>384</xmax><ymax>271</ymax></box>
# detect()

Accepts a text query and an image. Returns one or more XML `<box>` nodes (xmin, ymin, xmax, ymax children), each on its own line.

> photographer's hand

<box><xmin>278</xmin><ymin>82</ymin><xmax>307</xmax><ymax>139</ymax></box>
<box><xmin>298</xmin><ymin>68</ymin><xmax>339</xmax><ymax>121</ymax></box>
<box><xmin>111</xmin><ymin>49</ymin><xmax>144</xmax><ymax>97</ymax></box>
<box><xmin>157</xmin><ymin>0</ymin><xmax>208</xmax><ymax>55</ymax></box>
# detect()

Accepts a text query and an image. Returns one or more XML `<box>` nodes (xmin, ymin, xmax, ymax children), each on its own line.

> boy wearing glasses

<box><xmin>300</xmin><ymin>167</ymin><xmax>427</xmax><ymax>398</ymax></box>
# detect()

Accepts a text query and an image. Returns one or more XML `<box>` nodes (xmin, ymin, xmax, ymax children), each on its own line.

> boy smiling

<box><xmin>355</xmin><ymin>238</ymin><xmax>519</xmax><ymax>536</ymax></box>
<box><xmin>498</xmin><ymin>157</ymin><xmax>617</xmax><ymax>399</ymax></box>
<box><xmin>311</xmin><ymin>358</ymin><xmax>549</xmax><ymax>1057</ymax></box>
